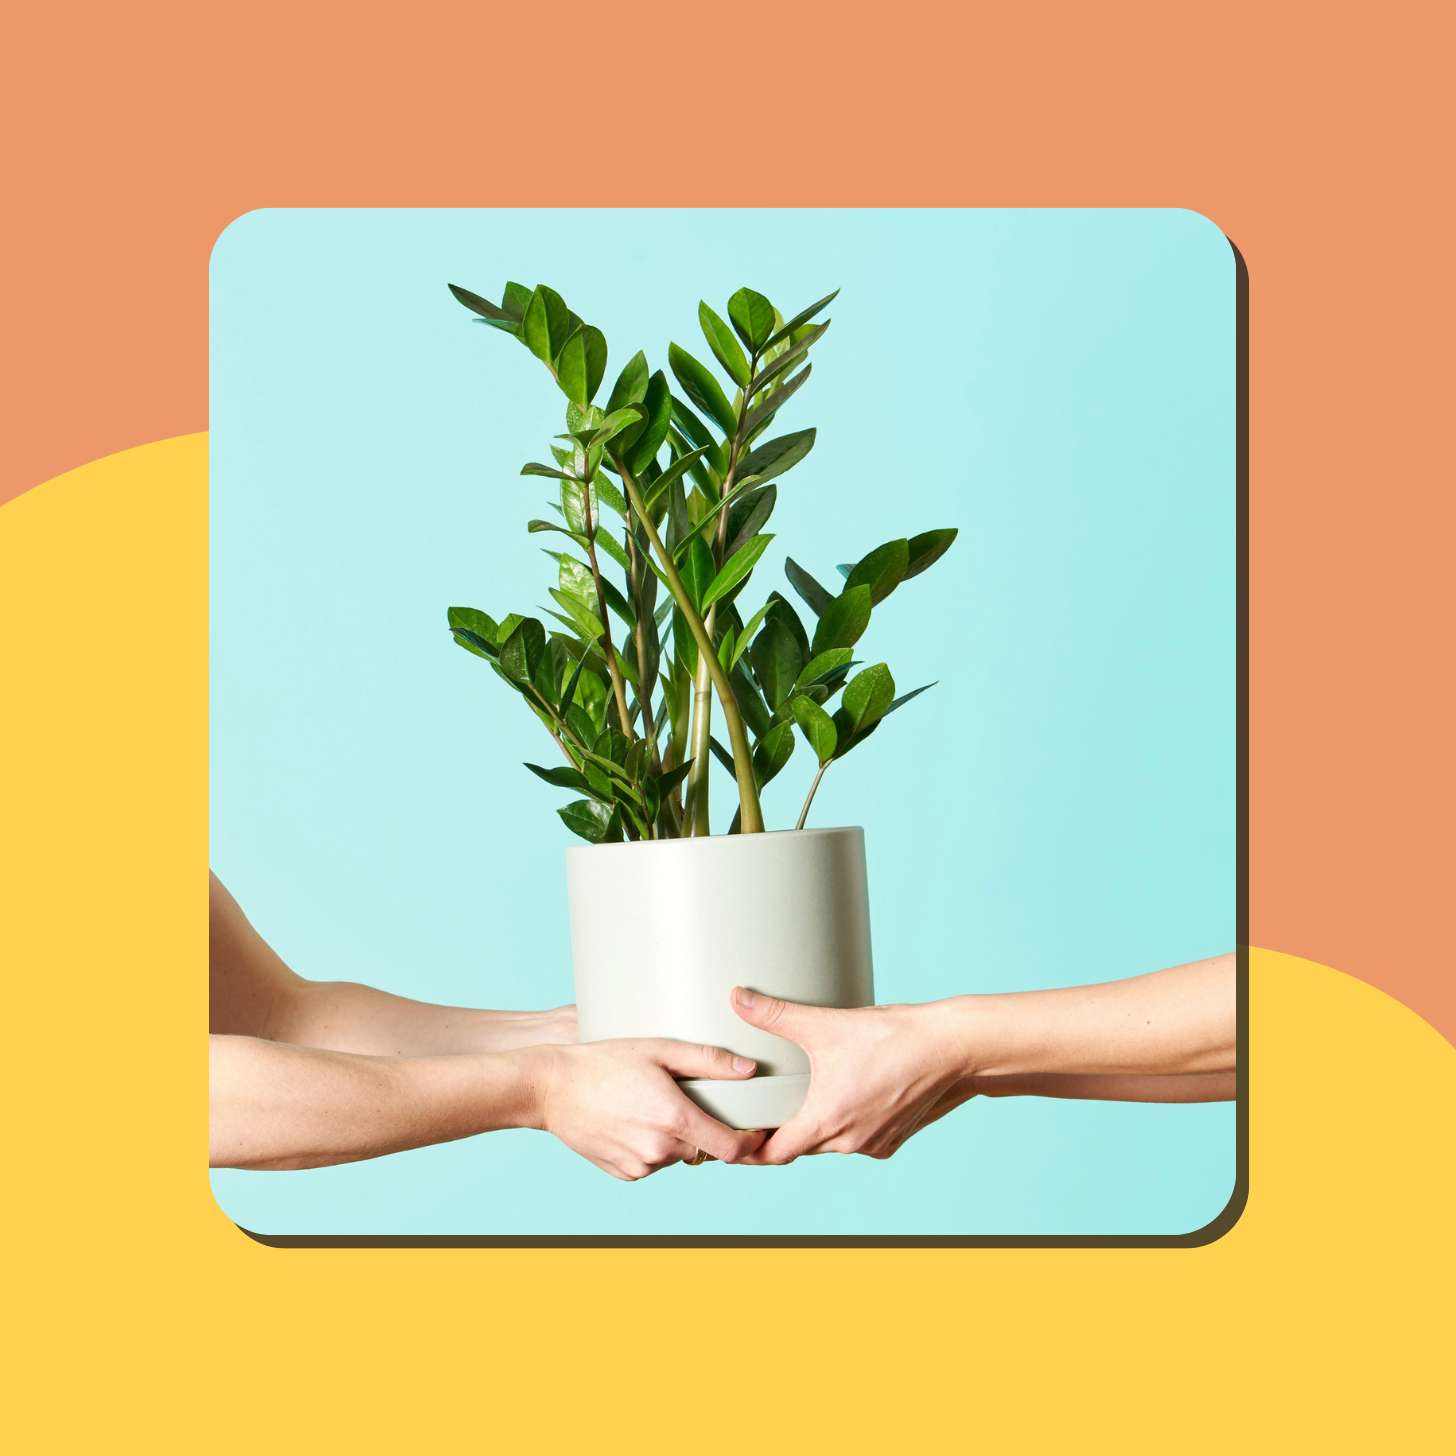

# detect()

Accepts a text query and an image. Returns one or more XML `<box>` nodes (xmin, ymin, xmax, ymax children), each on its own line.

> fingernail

<box><xmin>732</xmin><ymin>1055</ymin><xmax>755</xmax><ymax>1073</ymax></box>
<box><xmin>733</xmin><ymin>986</ymin><xmax>757</xmax><ymax>1008</ymax></box>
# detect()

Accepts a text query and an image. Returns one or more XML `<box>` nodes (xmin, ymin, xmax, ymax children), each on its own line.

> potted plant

<box><xmin>445</xmin><ymin>278</ymin><xmax>956</xmax><ymax>1126</ymax></box>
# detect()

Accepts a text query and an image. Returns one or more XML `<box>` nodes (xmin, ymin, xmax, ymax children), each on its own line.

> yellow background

<box><xmin>3</xmin><ymin>436</ymin><xmax>1451</xmax><ymax>1448</ymax></box>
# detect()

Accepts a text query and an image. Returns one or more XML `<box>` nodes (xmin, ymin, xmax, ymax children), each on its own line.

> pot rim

<box><xmin>564</xmin><ymin>824</ymin><xmax>864</xmax><ymax>857</ymax></box>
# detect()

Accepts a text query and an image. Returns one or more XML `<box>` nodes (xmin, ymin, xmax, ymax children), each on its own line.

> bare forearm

<box><xmin>208</xmin><ymin>1035</ymin><xmax>547</xmax><ymax>1170</ymax></box>
<box><xmin>268</xmin><ymin>979</ymin><xmax>575</xmax><ymax>1056</ymax></box>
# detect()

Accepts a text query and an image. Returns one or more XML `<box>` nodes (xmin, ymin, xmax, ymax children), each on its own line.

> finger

<box><xmin>730</xmin><ymin>985</ymin><xmax>815</xmax><ymax>1046</ymax></box>
<box><xmin>647</xmin><ymin>1039</ymin><xmax>758</xmax><ymax>1081</ymax></box>
<box><xmin>676</xmin><ymin>1101</ymin><xmax>769</xmax><ymax>1164</ymax></box>
<box><xmin>734</xmin><ymin>1113</ymin><xmax>818</xmax><ymax>1166</ymax></box>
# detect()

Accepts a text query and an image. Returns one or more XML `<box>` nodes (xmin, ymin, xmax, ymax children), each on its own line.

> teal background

<box><xmin>210</xmin><ymin>208</ymin><xmax>1236</xmax><ymax>1236</ymax></box>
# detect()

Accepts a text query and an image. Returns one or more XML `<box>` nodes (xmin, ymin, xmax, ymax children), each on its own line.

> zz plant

<box><xmin>446</xmin><ymin>279</ymin><xmax>955</xmax><ymax>843</ymax></box>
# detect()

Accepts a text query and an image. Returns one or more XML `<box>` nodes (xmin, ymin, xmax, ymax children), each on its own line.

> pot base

<box><xmin>680</xmin><ymin>1073</ymin><xmax>810</xmax><ymax>1131</ymax></box>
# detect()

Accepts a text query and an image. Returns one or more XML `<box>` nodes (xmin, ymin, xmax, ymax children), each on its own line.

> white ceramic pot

<box><xmin>566</xmin><ymin>826</ymin><xmax>874</xmax><ymax>1128</ymax></box>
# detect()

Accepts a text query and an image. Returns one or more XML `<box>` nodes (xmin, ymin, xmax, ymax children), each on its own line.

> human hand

<box><xmin>729</xmin><ymin>987</ymin><xmax>977</xmax><ymax>1164</ymax></box>
<box><xmin>534</xmin><ymin>1039</ymin><xmax>768</xmax><ymax>1180</ymax></box>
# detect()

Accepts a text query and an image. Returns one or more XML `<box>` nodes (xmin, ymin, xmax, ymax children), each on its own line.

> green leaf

<box><xmin>785</xmin><ymin>556</ymin><xmax>834</xmax><ymax>616</ymax></box>
<box><xmin>521</xmin><ymin>285</ymin><xmax>571</xmax><ymax>366</ymax></box>
<box><xmin>606</xmin><ymin>350</ymin><xmax>649</xmax><ymax>413</ymax></box>
<box><xmin>521</xmin><ymin>461</ymin><xmax>579</xmax><ymax>483</ymax></box>
<box><xmin>904</xmin><ymin>527</ymin><xmax>959</xmax><ymax>580</ymax></box>
<box><xmin>681</xmin><ymin>535</ymin><xmax>715</xmax><ymax>610</ymax></box>
<box><xmin>725</xmin><ymin>484</ymin><xmax>777</xmax><ymax>558</ymax></box>
<box><xmin>728</xmin><ymin>287</ymin><xmax>776</xmax><ymax>350</ymax></box>
<box><xmin>730</xmin><ymin>662</ymin><xmax>773</xmax><ymax>737</ymax></box>
<box><xmin>763</xmin><ymin>288</ymin><xmax>839</xmax><ymax>351</ymax></box>
<box><xmin>746</xmin><ymin>320</ymin><xmax>829</xmax><ymax>399</ymax></box>
<box><xmin>451</xmin><ymin>628</ymin><xmax>495</xmax><ymax>660</ymax></box>
<box><xmin>623</xmin><ymin>370</ymin><xmax>673</xmax><ymax>474</ymax></box>
<box><xmin>560</xmin><ymin>479</ymin><xmax>590</xmax><ymax>534</ymax></box>
<box><xmin>708</xmin><ymin>735</ymin><xmax>736</xmax><ymax>777</ymax></box>
<box><xmin>885</xmin><ymin>681</ymin><xmax>936</xmax><ymax>716</ymax></box>
<box><xmin>729</xmin><ymin>599</ymin><xmax>774</xmax><ymax>668</ymax></box>
<box><xmin>765</xmin><ymin>592</ymin><xmax>810</xmax><ymax>658</ymax></box>
<box><xmin>749</xmin><ymin>616</ymin><xmax>804</xmax><ymax>712</ymax></box>
<box><xmin>751</xmin><ymin>720</ymin><xmax>796</xmax><ymax>788</ymax></box>
<box><xmin>698</xmin><ymin>301</ymin><xmax>751</xmax><ymax>388</ymax></box>
<box><xmin>793</xmin><ymin>647</ymin><xmax>854</xmax><ymax>692</ymax></box>
<box><xmin>448</xmin><ymin>282</ymin><xmax>517</xmax><ymax>327</ymax></box>
<box><xmin>588</xmin><ymin>406</ymin><xmax>643</xmax><ymax>449</ymax></box>
<box><xmin>668</xmin><ymin>342</ymin><xmax>738</xmax><ymax>438</ymax></box>
<box><xmin>669</xmin><ymin>396</ymin><xmax>728</xmax><ymax>479</ymax></box>
<box><xmin>838</xmin><ymin>662</ymin><xmax>896</xmax><ymax>738</ymax></box>
<box><xmin>549</xmin><ymin>588</ymin><xmax>604</xmax><ymax>641</ymax></box>
<box><xmin>558</xmin><ymin>799</ymin><xmax>617</xmax><ymax>843</ymax></box>
<box><xmin>845</xmin><ymin>538</ymin><xmax>910</xmax><ymax>605</ymax></box>
<box><xmin>742</xmin><ymin>363</ymin><xmax>811</xmax><ymax>441</ymax></box>
<box><xmin>502</xmin><ymin>281</ymin><xmax>532</xmax><ymax>319</ymax></box>
<box><xmin>790</xmin><ymin>693</ymin><xmax>838</xmax><ymax>764</ymax></box>
<box><xmin>702</xmin><ymin>533</ymin><xmax>774</xmax><ymax>610</ymax></box>
<box><xmin>811</xmin><ymin>584</ymin><xmax>872</xmax><ymax>656</ymax></box>
<box><xmin>525</xmin><ymin>762</ymin><xmax>593</xmax><ymax>794</ymax></box>
<box><xmin>738</xmin><ymin>428</ymin><xmax>816</xmax><ymax>484</ymax></box>
<box><xmin>641</xmin><ymin>446</ymin><xmax>708</xmax><ymax>513</ymax></box>
<box><xmin>447</xmin><ymin>606</ymin><xmax>499</xmax><ymax>644</ymax></box>
<box><xmin>499</xmin><ymin>617</ymin><xmax>546</xmax><ymax>684</ymax></box>
<box><xmin>555</xmin><ymin>325</ymin><xmax>607</xmax><ymax>407</ymax></box>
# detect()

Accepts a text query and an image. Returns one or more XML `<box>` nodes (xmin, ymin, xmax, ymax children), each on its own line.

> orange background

<box><xmin>3</xmin><ymin>0</ymin><xmax>1451</xmax><ymax>1039</ymax></box>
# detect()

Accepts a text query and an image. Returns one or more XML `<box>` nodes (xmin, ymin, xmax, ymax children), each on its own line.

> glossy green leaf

<box><xmin>746</xmin><ymin>320</ymin><xmax>829</xmax><ymax>399</ymax></box>
<box><xmin>502</xmin><ymin>281</ymin><xmax>532</xmax><ymax>318</ymax></box>
<box><xmin>698</xmin><ymin>301</ymin><xmax>750</xmax><ymax>388</ymax></box>
<box><xmin>730</xmin><ymin>662</ymin><xmax>773</xmax><ymax>738</ymax></box>
<box><xmin>845</xmin><ymin>538</ymin><xmax>910</xmax><ymax>604</ymax></box>
<box><xmin>738</xmin><ymin>428</ymin><xmax>816</xmax><ymax>484</ymax></box>
<box><xmin>790</xmin><ymin>693</ymin><xmax>838</xmax><ymax>764</ymax></box>
<box><xmin>725</xmin><ymin>484</ymin><xmax>777</xmax><ymax>557</ymax></box>
<box><xmin>784</xmin><ymin>556</ymin><xmax>834</xmax><ymax>616</ymax></box>
<box><xmin>729</xmin><ymin>599</ymin><xmax>774</xmax><ymax>667</ymax></box>
<box><xmin>884</xmin><ymin>681</ymin><xmax>936</xmax><ymax>716</ymax></box>
<box><xmin>811</xmin><ymin>584</ymin><xmax>872</xmax><ymax>656</ymax></box>
<box><xmin>555</xmin><ymin>324</ymin><xmax>607</xmax><ymax>407</ymax></box>
<box><xmin>521</xmin><ymin>461</ymin><xmax>578</xmax><ymax>483</ymax></box>
<box><xmin>903</xmin><ymin>527</ymin><xmax>959</xmax><ymax>580</ymax></box>
<box><xmin>742</xmin><ymin>363</ymin><xmax>811</xmax><ymax>440</ymax></box>
<box><xmin>838</xmin><ymin>662</ymin><xmax>896</xmax><ymax>738</ymax></box>
<box><xmin>751</xmin><ymin>720</ymin><xmax>796</xmax><ymax>788</ymax></box>
<box><xmin>681</xmin><ymin>535</ymin><xmax>715</xmax><ymax>610</ymax></box>
<box><xmin>708</xmin><ymin>735</ymin><xmax>736</xmax><ymax>777</ymax></box>
<box><xmin>451</xmin><ymin>628</ymin><xmax>494</xmax><ymax>660</ymax></box>
<box><xmin>793</xmin><ymin>647</ymin><xmax>854</xmax><ymax>692</ymax></box>
<box><xmin>525</xmin><ymin>762</ymin><xmax>593</xmax><ymax>794</ymax></box>
<box><xmin>587</xmin><ymin>406</ymin><xmax>643</xmax><ymax>449</ymax></box>
<box><xmin>558</xmin><ymin>798</ymin><xmax>617</xmax><ymax>843</ymax></box>
<box><xmin>499</xmin><ymin>617</ymin><xmax>546</xmax><ymax>684</ymax></box>
<box><xmin>702</xmin><ymin>533</ymin><xmax>773</xmax><ymax>610</ymax></box>
<box><xmin>606</xmin><ymin>350</ymin><xmax>649</xmax><ymax>413</ymax></box>
<box><xmin>765</xmin><ymin>592</ymin><xmax>810</xmax><ymax>658</ymax></box>
<box><xmin>641</xmin><ymin>446</ymin><xmax>708</xmax><ymax>513</ymax></box>
<box><xmin>447</xmin><ymin>606</ymin><xmax>499</xmax><ymax>644</ymax></box>
<box><xmin>623</xmin><ymin>371</ymin><xmax>673</xmax><ymax>474</ymax></box>
<box><xmin>521</xmin><ymin>285</ymin><xmax>571</xmax><ymax>366</ymax></box>
<box><xmin>549</xmin><ymin>587</ymin><xmax>604</xmax><ymax>639</ymax></box>
<box><xmin>668</xmin><ymin>342</ymin><xmax>738</xmax><ymax>438</ymax></box>
<box><xmin>448</xmin><ymin>282</ymin><xmax>517</xmax><ymax>327</ymax></box>
<box><xmin>728</xmin><ymin>287</ymin><xmax>776</xmax><ymax>350</ymax></box>
<box><xmin>763</xmin><ymin>289</ymin><xmax>839</xmax><ymax>351</ymax></box>
<box><xmin>749</xmin><ymin>616</ymin><xmax>804</xmax><ymax>712</ymax></box>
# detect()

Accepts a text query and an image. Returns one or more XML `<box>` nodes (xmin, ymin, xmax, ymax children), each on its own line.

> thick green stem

<box><xmin>615</xmin><ymin>455</ymin><xmax>764</xmax><ymax>834</ymax></box>
<box><xmin>683</xmin><ymin>354</ymin><xmax>755</xmax><ymax>835</ymax></box>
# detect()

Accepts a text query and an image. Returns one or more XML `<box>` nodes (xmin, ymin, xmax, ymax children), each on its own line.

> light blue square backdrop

<box><xmin>210</xmin><ymin>208</ymin><xmax>1236</xmax><ymax>1237</ymax></box>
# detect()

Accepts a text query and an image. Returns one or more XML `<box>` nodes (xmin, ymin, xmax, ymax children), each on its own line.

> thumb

<box><xmin>648</xmin><ymin>1039</ymin><xmax>758</xmax><ymax>1081</ymax></box>
<box><xmin>731</xmin><ymin>985</ymin><xmax>814</xmax><ymax>1044</ymax></box>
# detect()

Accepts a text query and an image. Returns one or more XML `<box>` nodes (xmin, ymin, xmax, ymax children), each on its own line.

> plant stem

<box><xmin>795</xmin><ymin>760</ymin><xmax>830</xmax><ymax>831</ymax></box>
<box><xmin>615</xmin><ymin>454</ymin><xmax>764</xmax><ymax>834</ymax></box>
<box><xmin>684</xmin><ymin>352</ymin><xmax>756</xmax><ymax>835</ymax></box>
<box><xmin>580</xmin><ymin>479</ymin><xmax>635</xmax><ymax>741</ymax></box>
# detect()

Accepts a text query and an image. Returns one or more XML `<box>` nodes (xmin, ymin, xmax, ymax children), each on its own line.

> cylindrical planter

<box><xmin>566</xmin><ymin>826</ymin><xmax>874</xmax><ymax>1129</ymax></box>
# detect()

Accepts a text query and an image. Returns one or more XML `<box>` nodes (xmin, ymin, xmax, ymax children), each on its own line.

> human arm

<box><xmin>209</xmin><ymin>871</ymin><xmax>576</xmax><ymax>1053</ymax></box>
<box><xmin>210</xmin><ymin>1034</ymin><xmax>766</xmax><ymax>1177</ymax></box>
<box><xmin>730</xmin><ymin>953</ymin><xmax>1236</xmax><ymax>1165</ymax></box>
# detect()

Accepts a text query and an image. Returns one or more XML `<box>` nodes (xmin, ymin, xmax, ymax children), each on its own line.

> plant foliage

<box><xmin>445</xmin><ymin>280</ymin><xmax>956</xmax><ymax>841</ymax></box>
